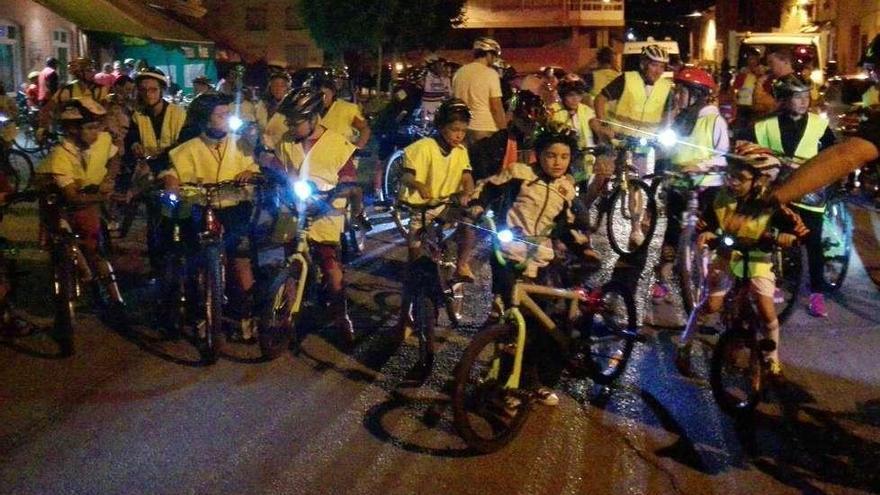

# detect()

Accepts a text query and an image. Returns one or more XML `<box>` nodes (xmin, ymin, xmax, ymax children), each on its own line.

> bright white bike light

<box><xmin>293</xmin><ymin>180</ymin><xmax>313</xmax><ymax>201</ymax></box>
<box><xmin>638</xmin><ymin>137</ymin><xmax>648</xmax><ymax>147</ymax></box>
<box><xmin>722</xmin><ymin>235</ymin><xmax>735</xmax><ymax>248</ymax></box>
<box><xmin>0</xmin><ymin>114</ymin><xmax>8</xmax><ymax>123</ymax></box>
<box><xmin>228</xmin><ymin>115</ymin><xmax>244</xmax><ymax>132</ymax></box>
<box><xmin>658</xmin><ymin>128</ymin><xmax>678</xmax><ymax>148</ymax></box>
<box><xmin>497</xmin><ymin>229</ymin><xmax>515</xmax><ymax>243</ymax></box>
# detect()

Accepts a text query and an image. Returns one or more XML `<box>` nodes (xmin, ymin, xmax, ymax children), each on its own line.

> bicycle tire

<box><xmin>258</xmin><ymin>264</ymin><xmax>304</xmax><ymax>361</ymax></box>
<box><xmin>412</xmin><ymin>288</ymin><xmax>437</xmax><ymax>384</ymax></box>
<box><xmin>677</xmin><ymin>223</ymin><xmax>702</xmax><ymax>315</ymax></box>
<box><xmin>382</xmin><ymin>149</ymin><xmax>405</xmax><ymax>205</ymax></box>
<box><xmin>606</xmin><ymin>180</ymin><xmax>657</xmax><ymax>256</ymax></box>
<box><xmin>199</xmin><ymin>246</ymin><xmax>226</xmax><ymax>364</ymax></box>
<box><xmin>53</xmin><ymin>243</ymin><xmax>77</xmax><ymax>357</ymax></box>
<box><xmin>584</xmin><ymin>281</ymin><xmax>638</xmax><ymax>385</ymax></box>
<box><xmin>709</xmin><ymin>327</ymin><xmax>762</xmax><ymax>417</ymax></box>
<box><xmin>773</xmin><ymin>246</ymin><xmax>802</xmax><ymax>325</ymax></box>
<box><xmin>13</xmin><ymin>125</ymin><xmax>42</xmax><ymax>154</ymax></box>
<box><xmin>821</xmin><ymin>200</ymin><xmax>852</xmax><ymax>292</ymax></box>
<box><xmin>7</xmin><ymin>149</ymin><xmax>33</xmax><ymax>192</ymax></box>
<box><xmin>452</xmin><ymin>323</ymin><xmax>532</xmax><ymax>454</ymax></box>
<box><xmin>159</xmin><ymin>254</ymin><xmax>186</xmax><ymax>340</ymax></box>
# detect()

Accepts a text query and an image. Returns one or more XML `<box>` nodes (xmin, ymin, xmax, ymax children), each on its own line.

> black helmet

<box><xmin>861</xmin><ymin>34</ymin><xmax>880</xmax><ymax>66</ymax></box>
<box><xmin>557</xmin><ymin>77</ymin><xmax>587</xmax><ymax>97</ymax></box>
<box><xmin>187</xmin><ymin>91</ymin><xmax>233</xmax><ymax>128</ymax></box>
<box><xmin>532</xmin><ymin>121</ymin><xmax>579</xmax><ymax>156</ymax></box>
<box><xmin>510</xmin><ymin>90</ymin><xmax>547</xmax><ymax>124</ymax></box>
<box><xmin>771</xmin><ymin>74</ymin><xmax>811</xmax><ymax>100</ymax></box>
<box><xmin>278</xmin><ymin>87</ymin><xmax>325</xmax><ymax>123</ymax></box>
<box><xmin>434</xmin><ymin>98</ymin><xmax>471</xmax><ymax>128</ymax></box>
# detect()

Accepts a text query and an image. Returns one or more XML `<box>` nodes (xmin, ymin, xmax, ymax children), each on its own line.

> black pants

<box><xmin>661</xmin><ymin>187</ymin><xmax>719</xmax><ymax>254</ymax></box>
<box><xmin>795</xmin><ymin>204</ymin><xmax>826</xmax><ymax>293</ymax></box>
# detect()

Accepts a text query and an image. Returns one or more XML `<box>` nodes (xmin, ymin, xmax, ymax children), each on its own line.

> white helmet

<box><xmin>425</xmin><ymin>52</ymin><xmax>442</xmax><ymax>64</ymax></box>
<box><xmin>641</xmin><ymin>44</ymin><xmax>669</xmax><ymax>63</ymax></box>
<box><xmin>473</xmin><ymin>37</ymin><xmax>501</xmax><ymax>55</ymax></box>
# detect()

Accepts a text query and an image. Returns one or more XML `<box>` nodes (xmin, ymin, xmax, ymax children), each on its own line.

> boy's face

<box><xmin>725</xmin><ymin>168</ymin><xmax>758</xmax><ymax>198</ymax></box>
<box><xmin>71</xmin><ymin>121</ymin><xmax>104</xmax><ymax>147</ymax></box>
<box><xmin>269</xmin><ymin>78</ymin><xmax>289</xmax><ymax>100</ymax></box>
<box><xmin>786</xmin><ymin>90</ymin><xmax>810</xmax><ymax>116</ymax></box>
<box><xmin>539</xmin><ymin>142</ymin><xmax>571</xmax><ymax>178</ymax></box>
<box><xmin>768</xmin><ymin>53</ymin><xmax>791</xmax><ymax>76</ymax></box>
<box><xmin>209</xmin><ymin>104</ymin><xmax>230</xmax><ymax>134</ymax></box>
<box><xmin>320</xmin><ymin>87</ymin><xmax>335</xmax><ymax>108</ymax></box>
<box><xmin>288</xmin><ymin>116</ymin><xmax>317</xmax><ymax>142</ymax></box>
<box><xmin>561</xmin><ymin>92</ymin><xmax>582</xmax><ymax>110</ymax></box>
<box><xmin>439</xmin><ymin>120</ymin><xmax>468</xmax><ymax>148</ymax></box>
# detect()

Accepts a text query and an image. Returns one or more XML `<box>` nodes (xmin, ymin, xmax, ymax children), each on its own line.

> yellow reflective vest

<box><xmin>712</xmin><ymin>189</ymin><xmax>774</xmax><ymax>279</ymax></box>
<box><xmin>589</xmin><ymin>68</ymin><xmax>620</xmax><ymax>98</ymax></box>
<box><xmin>670</xmin><ymin>112</ymin><xmax>722</xmax><ymax>187</ymax></box>
<box><xmin>611</xmin><ymin>71</ymin><xmax>672</xmax><ymax>131</ymax></box>
<box><xmin>37</xmin><ymin>132</ymin><xmax>116</xmax><ymax>188</ymax></box>
<box><xmin>321</xmin><ymin>99</ymin><xmax>363</xmax><ymax>143</ymax></box>
<box><xmin>736</xmin><ymin>72</ymin><xmax>757</xmax><ymax>106</ymax></box>
<box><xmin>862</xmin><ymin>86</ymin><xmax>879</xmax><ymax>107</ymax></box>
<box><xmin>132</xmin><ymin>103</ymin><xmax>186</xmax><ymax>156</ymax></box>
<box><xmin>551</xmin><ymin>103</ymin><xmax>596</xmax><ymax>149</ymax></box>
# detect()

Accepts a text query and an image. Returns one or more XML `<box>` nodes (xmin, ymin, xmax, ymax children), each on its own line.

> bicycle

<box><xmin>819</xmin><ymin>184</ymin><xmax>853</xmax><ymax>291</ymax></box>
<box><xmin>583</xmin><ymin>135</ymin><xmax>657</xmax><ymax>256</ymax></box>
<box><xmin>158</xmin><ymin>180</ymin><xmax>258</xmax><ymax>364</ymax></box>
<box><xmin>256</xmin><ymin>179</ymin><xmax>351</xmax><ymax>360</ymax></box>
<box><xmin>398</xmin><ymin>199</ymin><xmax>468</xmax><ymax>383</ymax></box>
<box><xmin>1</xmin><ymin>114</ymin><xmax>35</xmax><ymax>193</ymax></box>
<box><xmin>708</xmin><ymin>232</ymin><xmax>795</xmax><ymax>417</ymax></box>
<box><xmin>451</xmin><ymin>218</ymin><xmax>637</xmax><ymax>453</ymax></box>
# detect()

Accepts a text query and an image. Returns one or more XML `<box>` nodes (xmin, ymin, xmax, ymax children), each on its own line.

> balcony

<box><xmin>460</xmin><ymin>0</ymin><xmax>624</xmax><ymax>28</ymax></box>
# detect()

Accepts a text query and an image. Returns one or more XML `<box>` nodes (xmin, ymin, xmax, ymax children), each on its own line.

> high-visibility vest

<box><xmin>321</xmin><ymin>99</ymin><xmax>362</xmax><ymax>143</ymax></box>
<box><xmin>36</xmin><ymin>132</ymin><xmax>116</xmax><ymax>187</ymax></box>
<box><xmin>736</xmin><ymin>72</ymin><xmax>757</xmax><ymax>106</ymax></box>
<box><xmin>712</xmin><ymin>189</ymin><xmax>774</xmax><ymax>279</ymax></box>
<box><xmin>589</xmin><ymin>68</ymin><xmax>620</xmax><ymax>98</ymax></box>
<box><xmin>862</xmin><ymin>86</ymin><xmax>879</xmax><ymax>107</ymax></box>
<box><xmin>670</xmin><ymin>111</ymin><xmax>722</xmax><ymax>187</ymax></box>
<box><xmin>132</xmin><ymin>103</ymin><xmax>186</xmax><ymax>155</ymax></box>
<box><xmin>611</xmin><ymin>71</ymin><xmax>672</xmax><ymax>131</ymax></box>
<box><xmin>551</xmin><ymin>103</ymin><xmax>595</xmax><ymax>149</ymax></box>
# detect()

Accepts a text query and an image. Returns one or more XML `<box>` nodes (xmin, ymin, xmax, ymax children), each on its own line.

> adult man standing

<box><xmin>452</xmin><ymin>37</ymin><xmax>508</xmax><ymax>147</ymax></box>
<box><xmin>37</xmin><ymin>57</ymin><xmax>59</xmax><ymax>107</ymax></box>
<box><xmin>421</xmin><ymin>53</ymin><xmax>452</xmax><ymax>119</ymax></box>
<box><xmin>586</xmin><ymin>46</ymin><xmax>620</xmax><ymax>106</ymax></box>
<box><xmin>752</xmin><ymin>47</ymin><xmax>795</xmax><ymax>118</ymax></box>
<box><xmin>731</xmin><ymin>47</ymin><xmax>763</xmax><ymax>133</ymax></box>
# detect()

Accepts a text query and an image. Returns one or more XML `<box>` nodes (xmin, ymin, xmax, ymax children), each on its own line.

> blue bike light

<box><xmin>721</xmin><ymin>235</ymin><xmax>735</xmax><ymax>248</ymax></box>
<box><xmin>228</xmin><ymin>115</ymin><xmax>244</xmax><ymax>132</ymax></box>
<box><xmin>638</xmin><ymin>137</ymin><xmax>648</xmax><ymax>147</ymax></box>
<box><xmin>658</xmin><ymin>128</ymin><xmax>678</xmax><ymax>148</ymax></box>
<box><xmin>497</xmin><ymin>229</ymin><xmax>515</xmax><ymax>243</ymax></box>
<box><xmin>293</xmin><ymin>180</ymin><xmax>313</xmax><ymax>201</ymax></box>
<box><xmin>164</xmin><ymin>192</ymin><xmax>179</xmax><ymax>205</ymax></box>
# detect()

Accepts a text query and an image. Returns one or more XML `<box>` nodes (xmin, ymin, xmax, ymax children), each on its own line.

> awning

<box><xmin>34</xmin><ymin>0</ymin><xmax>211</xmax><ymax>44</ymax></box>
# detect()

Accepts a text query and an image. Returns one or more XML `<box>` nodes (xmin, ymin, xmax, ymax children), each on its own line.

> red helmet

<box><xmin>673</xmin><ymin>67</ymin><xmax>716</xmax><ymax>91</ymax></box>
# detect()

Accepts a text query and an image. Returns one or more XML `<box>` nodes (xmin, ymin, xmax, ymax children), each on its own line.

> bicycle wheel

<box><xmin>53</xmin><ymin>243</ymin><xmax>77</xmax><ymax>357</ymax></box>
<box><xmin>158</xmin><ymin>254</ymin><xmax>186</xmax><ymax>339</ymax></box>
<box><xmin>821</xmin><ymin>201</ymin><xmax>852</xmax><ymax>292</ymax></box>
<box><xmin>452</xmin><ymin>323</ymin><xmax>532</xmax><ymax>454</ymax></box>
<box><xmin>584</xmin><ymin>281</ymin><xmax>638</xmax><ymax>385</ymax></box>
<box><xmin>773</xmin><ymin>246</ymin><xmax>802</xmax><ymax>325</ymax></box>
<box><xmin>198</xmin><ymin>246</ymin><xmax>226</xmax><ymax>364</ymax></box>
<box><xmin>606</xmin><ymin>180</ymin><xmax>657</xmax><ymax>256</ymax></box>
<box><xmin>13</xmin><ymin>123</ymin><xmax>42</xmax><ymax>154</ymax></box>
<box><xmin>709</xmin><ymin>327</ymin><xmax>762</xmax><ymax>417</ymax></box>
<box><xmin>412</xmin><ymin>288</ymin><xmax>437</xmax><ymax>383</ymax></box>
<box><xmin>258</xmin><ymin>263</ymin><xmax>304</xmax><ymax>361</ymax></box>
<box><xmin>7</xmin><ymin>149</ymin><xmax>33</xmax><ymax>192</ymax></box>
<box><xmin>382</xmin><ymin>149</ymin><xmax>405</xmax><ymax>204</ymax></box>
<box><xmin>677</xmin><ymin>223</ymin><xmax>704</xmax><ymax>315</ymax></box>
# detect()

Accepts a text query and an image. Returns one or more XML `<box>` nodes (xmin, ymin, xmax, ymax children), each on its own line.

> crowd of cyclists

<box><xmin>2</xmin><ymin>31</ymin><xmax>880</xmax><ymax>425</ymax></box>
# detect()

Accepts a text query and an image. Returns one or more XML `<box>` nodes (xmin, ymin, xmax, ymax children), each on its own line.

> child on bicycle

<box><xmin>399</xmin><ymin>98</ymin><xmax>476</xmax><ymax>282</ymax></box>
<box><xmin>550</xmin><ymin>76</ymin><xmax>596</xmax><ymax>187</ymax></box>
<box><xmin>468</xmin><ymin>122</ymin><xmax>598</xmax><ymax>406</ymax></box>
<box><xmin>675</xmin><ymin>149</ymin><xmax>808</xmax><ymax>378</ymax></box>
<box><xmin>651</xmin><ymin>67</ymin><xmax>729</xmax><ymax>301</ymax></box>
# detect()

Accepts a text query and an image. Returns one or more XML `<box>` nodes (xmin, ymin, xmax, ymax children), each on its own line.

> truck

<box><xmin>728</xmin><ymin>31</ymin><xmax>830</xmax><ymax>85</ymax></box>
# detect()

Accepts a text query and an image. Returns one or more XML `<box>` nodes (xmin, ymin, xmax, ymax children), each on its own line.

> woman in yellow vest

<box><xmin>652</xmin><ymin>68</ymin><xmax>729</xmax><ymax>301</ymax></box>
<box><xmin>35</xmin><ymin>98</ymin><xmax>127</xmax><ymax>323</ymax></box>
<box><xmin>745</xmin><ymin>74</ymin><xmax>837</xmax><ymax>318</ymax></box>
<box><xmin>317</xmin><ymin>77</ymin><xmax>372</xmax><ymax>230</ymax></box>
<box><xmin>163</xmin><ymin>92</ymin><xmax>260</xmax><ymax>341</ymax></box>
<box><xmin>675</xmin><ymin>153</ymin><xmax>808</xmax><ymax>378</ymax></box>
<box><xmin>272</xmin><ymin>87</ymin><xmax>358</xmax><ymax>343</ymax></box>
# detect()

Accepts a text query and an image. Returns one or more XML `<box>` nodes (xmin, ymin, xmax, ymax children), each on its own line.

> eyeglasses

<box><xmin>725</xmin><ymin>174</ymin><xmax>753</xmax><ymax>186</ymax></box>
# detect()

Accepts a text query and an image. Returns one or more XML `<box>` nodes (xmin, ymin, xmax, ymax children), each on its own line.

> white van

<box><xmin>729</xmin><ymin>31</ymin><xmax>829</xmax><ymax>85</ymax></box>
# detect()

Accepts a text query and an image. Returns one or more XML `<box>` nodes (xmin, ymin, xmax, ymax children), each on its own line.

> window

<box><xmin>245</xmin><ymin>6</ymin><xmax>268</xmax><ymax>31</ymax></box>
<box><xmin>285</xmin><ymin>6</ymin><xmax>303</xmax><ymax>30</ymax></box>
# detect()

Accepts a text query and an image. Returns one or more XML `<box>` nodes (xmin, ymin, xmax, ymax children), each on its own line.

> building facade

<box><xmin>0</xmin><ymin>0</ymin><xmax>83</xmax><ymax>93</ymax></box>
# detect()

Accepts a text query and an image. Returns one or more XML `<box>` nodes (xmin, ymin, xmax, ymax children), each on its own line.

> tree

<box><xmin>299</xmin><ymin>0</ymin><xmax>465</xmax><ymax>90</ymax></box>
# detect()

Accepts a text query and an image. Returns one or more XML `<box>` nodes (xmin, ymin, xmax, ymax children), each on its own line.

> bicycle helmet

<box><xmin>67</xmin><ymin>57</ymin><xmax>95</xmax><ymax>77</ymax></box>
<box><xmin>771</xmin><ymin>74</ymin><xmax>811</xmax><ymax>100</ymax></box>
<box><xmin>674</xmin><ymin>67</ymin><xmax>716</xmax><ymax>92</ymax></box>
<box><xmin>641</xmin><ymin>45</ymin><xmax>670</xmax><ymax>64</ymax></box>
<box><xmin>473</xmin><ymin>37</ymin><xmax>501</xmax><ymax>55</ymax></box>
<box><xmin>510</xmin><ymin>90</ymin><xmax>548</xmax><ymax>124</ymax></box>
<box><xmin>532</xmin><ymin>120</ymin><xmax>579</xmax><ymax>156</ymax></box>
<box><xmin>192</xmin><ymin>75</ymin><xmax>212</xmax><ymax>86</ymax></box>
<box><xmin>58</xmin><ymin>97</ymin><xmax>106</xmax><ymax>123</ymax></box>
<box><xmin>278</xmin><ymin>86</ymin><xmax>325</xmax><ymax>123</ymax></box>
<box><xmin>27</xmin><ymin>70</ymin><xmax>40</xmax><ymax>81</ymax></box>
<box><xmin>134</xmin><ymin>67</ymin><xmax>169</xmax><ymax>88</ymax></box>
<box><xmin>732</xmin><ymin>142</ymin><xmax>784</xmax><ymax>181</ymax></box>
<box><xmin>425</xmin><ymin>52</ymin><xmax>442</xmax><ymax>65</ymax></box>
<box><xmin>434</xmin><ymin>98</ymin><xmax>471</xmax><ymax>128</ymax></box>
<box><xmin>557</xmin><ymin>76</ymin><xmax>588</xmax><ymax>97</ymax></box>
<box><xmin>186</xmin><ymin>91</ymin><xmax>233</xmax><ymax>128</ymax></box>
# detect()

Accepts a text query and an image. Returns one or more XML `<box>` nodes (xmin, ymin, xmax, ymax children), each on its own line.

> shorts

<box><xmin>706</xmin><ymin>257</ymin><xmax>776</xmax><ymax>299</ymax></box>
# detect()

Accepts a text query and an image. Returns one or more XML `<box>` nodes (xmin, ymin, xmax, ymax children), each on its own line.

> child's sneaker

<box><xmin>536</xmin><ymin>387</ymin><xmax>559</xmax><ymax>406</ymax></box>
<box><xmin>651</xmin><ymin>281</ymin><xmax>670</xmax><ymax>301</ymax></box>
<box><xmin>808</xmin><ymin>293</ymin><xmax>828</xmax><ymax>318</ymax></box>
<box><xmin>773</xmin><ymin>287</ymin><xmax>785</xmax><ymax>304</ymax></box>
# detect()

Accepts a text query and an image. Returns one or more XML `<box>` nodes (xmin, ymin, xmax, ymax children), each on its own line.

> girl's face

<box><xmin>562</xmin><ymin>92</ymin><xmax>582</xmax><ymax>111</ymax></box>
<box><xmin>439</xmin><ymin>120</ymin><xmax>468</xmax><ymax>148</ymax></box>
<box><xmin>786</xmin><ymin>91</ymin><xmax>810</xmax><ymax>116</ymax></box>
<box><xmin>674</xmin><ymin>85</ymin><xmax>691</xmax><ymax>109</ymax></box>
<box><xmin>539</xmin><ymin>142</ymin><xmax>571</xmax><ymax>178</ymax></box>
<box><xmin>725</xmin><ymin>169</ymin><xmax>757</xmax><ymax>199</ymax></box>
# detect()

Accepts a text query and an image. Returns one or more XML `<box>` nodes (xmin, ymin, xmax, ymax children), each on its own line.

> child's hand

<box><xmin>415</xmin><ymin>183</ymin><xmax>432</xmax><ymax>200</ymax></box>
<box><xmin>776</xmin><ymin>233</ymin><xmax>797</xmax><ymax>248</ymax></box>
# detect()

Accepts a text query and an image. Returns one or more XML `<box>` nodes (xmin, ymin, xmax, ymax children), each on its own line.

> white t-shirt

<box><xmin>452</xmin><ymin>61</ymin><xmax>503</xmax><ymax>133</ymax></box>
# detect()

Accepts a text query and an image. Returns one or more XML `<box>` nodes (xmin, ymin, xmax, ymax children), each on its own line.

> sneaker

<box><xmin>651</xmin><ymin>281</ymin><xmax>670</xmax><ymax>301</ymax></box>
<box><xmin>808</xmin><ymin>293</ymin><xmax>828</xmax><ymax>318</ymax></box>
<box><xmin>536</xmin><ymin>387</ymin><xmax>560</xmax><ymax>406</ymax></box>
<box><xmin>628</xmin><ymin>228</ymin><xmax>645</xmax><ymax>248</ymax></box>
<box><xmin>454</xmin><ymin>265</ymin><xmax>476</xmax><ymax>283</ymax></box>
<box><xmin>773</xmin><ymin>287</ymin><xmax>785</xmax><ymax>304</ymax></box>
<box><xmin>675</xmin><ymin>344</ymin><xmax>694</xmax><ymax>377</ymax></box>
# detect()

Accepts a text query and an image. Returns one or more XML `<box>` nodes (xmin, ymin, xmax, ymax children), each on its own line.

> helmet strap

<box><xmin>205</xmin><ymin>128</ymin><xmax>227</xmax><ymax>140</ymax></box>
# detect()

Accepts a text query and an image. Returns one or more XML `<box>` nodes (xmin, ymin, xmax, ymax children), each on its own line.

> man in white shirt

<box><xmin>452</xmin><ymin>37</ymin><xmax>509</xmax><ymax>147</ymax></box>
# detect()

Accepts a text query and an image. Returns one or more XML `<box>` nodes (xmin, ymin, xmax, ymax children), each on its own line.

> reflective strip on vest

<box><xmin>133</xmin><ymin>103</ymin><xmax>186</xmax><ymax>155</ymax></box>
<box><xmin>611</xmin><ymin>71</ymin><xmax>671</xmax><ymax>131</ymax></box>
<box><xmin>863</xmin><ymin>86</ymin><xmax>879</xmax><ymax>107</ymax></box>
<box><xmin>714</xmin><ymin>191</ymin><xmax>774</xmax><ymax>279</ymax></box>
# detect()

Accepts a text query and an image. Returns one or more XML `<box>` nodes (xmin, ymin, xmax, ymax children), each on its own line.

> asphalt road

<box><xmin>1</xmin><ymin>201</ymin><xmax>879</xmax><ymax>495</ymax></box>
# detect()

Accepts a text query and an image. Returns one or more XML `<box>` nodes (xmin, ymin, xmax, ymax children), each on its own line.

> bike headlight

<box><xmin>721</xmin><ymin>235</ymin><xmax>735</xmax><ymax>248</ymax></box>
<box><xmin>0</xmin><ymin>114</ymin><xmax>8</xmax><ymax>123</ymax></box>
<box><xmin>228</xmin><ymin>115</ymin><xmax>244</xmax><ymax>132</ymax></box>
<box><xmin>658</xmin><ymin>128</ymin><xmax>678</xmax><ymax>148</ymax></box>
<box><xmin>496</xmin><ymin>229</ymin><xmax>515</xmax><ymax>243</ymax></box>
<box><xmin>638</xmin><ymin>137</ymin><xmax>649</xmax><ymax>147</ymax></box>
<box><xmin>164</xmin><ymin>192</ymin><xmax>179</xmax><ymax>205</ymax></box>
<box><xmin>293</xmin><ymin>180</ymin><xmax>313</xmax><ymax>201</ymax></box>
